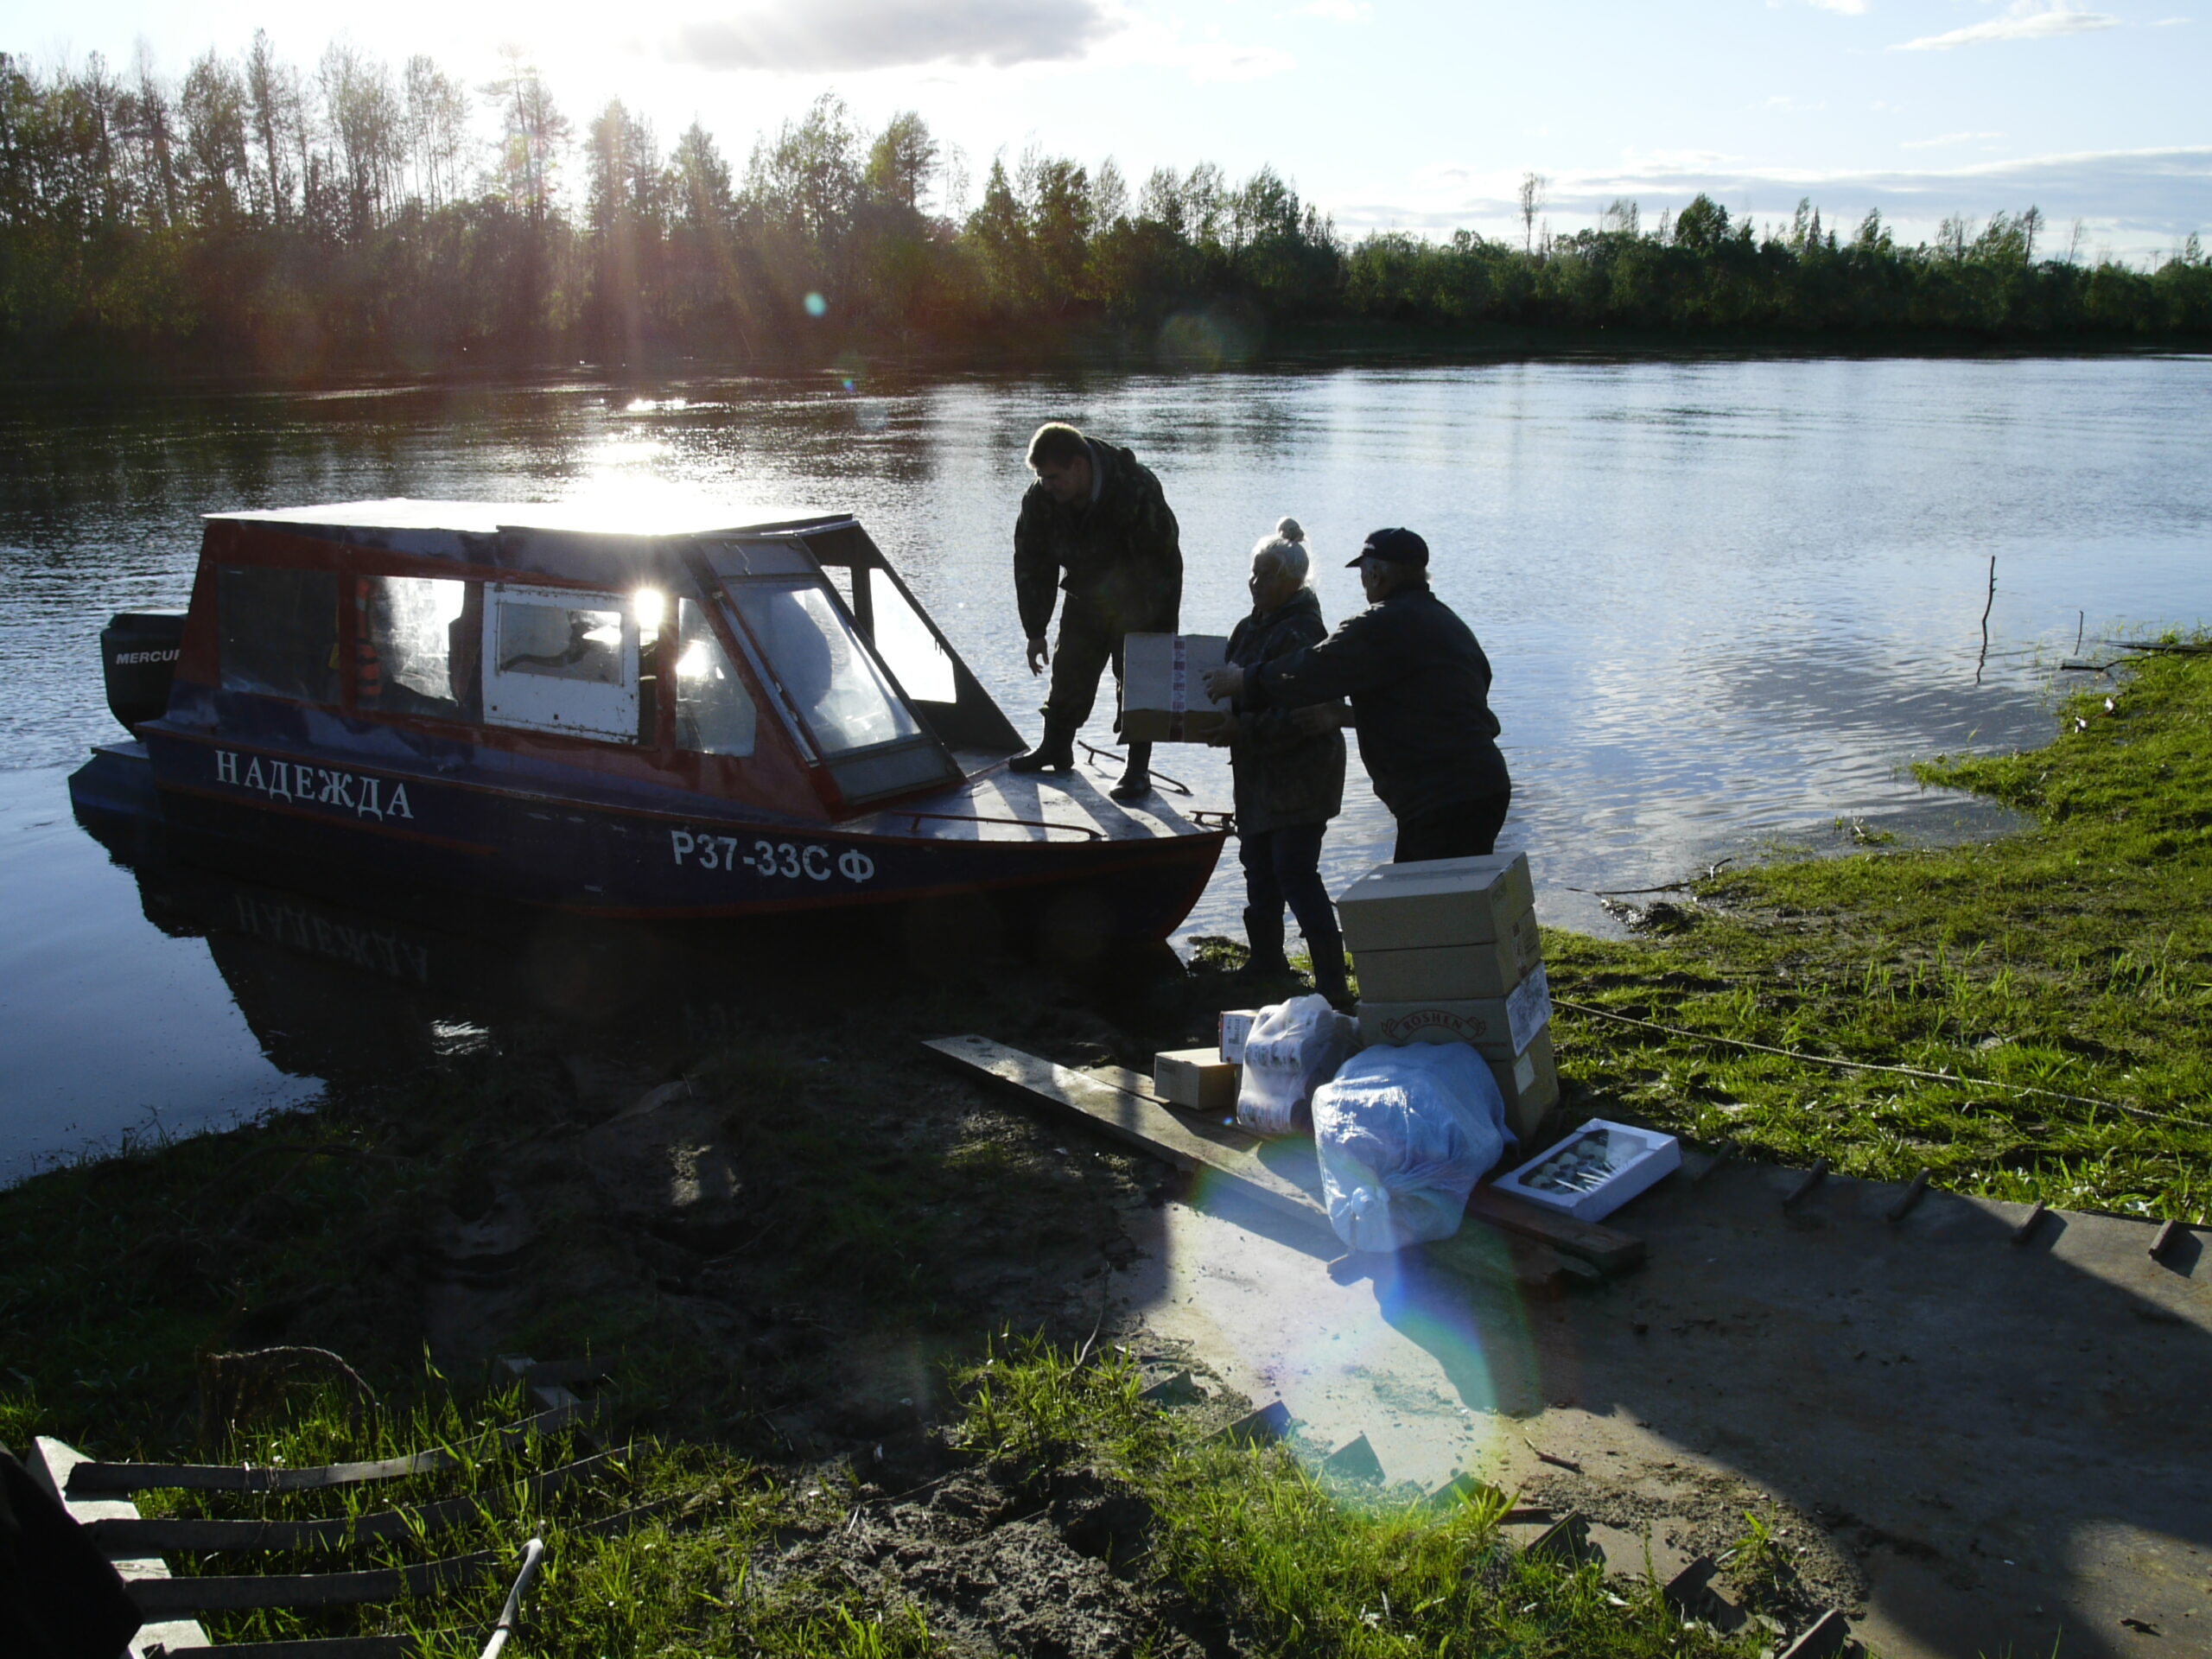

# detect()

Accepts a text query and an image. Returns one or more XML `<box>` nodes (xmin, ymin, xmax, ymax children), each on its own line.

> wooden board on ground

<box><xmin>925</xmin><ymin>1035</ymin><xmax>1633</xmax><ymax>1281</ymax></box>
<box><xmin>1087</xmin><ymin>1052</ymin><xmax>1639</xmax><ymax>1274</ymax></box>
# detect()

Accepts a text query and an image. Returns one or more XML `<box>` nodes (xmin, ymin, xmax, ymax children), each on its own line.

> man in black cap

<box><xmin>1204</xmin><ymin>528</ymin><xmax>1511</xmax><ymax>861</ymax></box>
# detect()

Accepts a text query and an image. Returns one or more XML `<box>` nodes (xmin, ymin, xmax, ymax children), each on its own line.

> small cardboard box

<box><xmin>1337</xmin><ymin>852</ymin><xmax>1535</xmax><ymax>952</ymax></box>
<box><xmin>1491</xmin><ymin>1118</ymin><xmax>1681</xmax><ymax>1223</ymax></box>
<box><xmin>1355</xmin><ymin>963</ymin><xmax>1552</xmax><ymax>1059</ymax></box>
<box><xmin>1351</xmin><ymin>906</ymin><xmax>1543</xmax><ymax>1002</ymax></box>
<box><xmin>1154</xmin><ymin>1046</ymin><xmax>1240</xmax><ymax>1112</ymax></box>
<box><xmin>1217</xmin><ymin>1008</ymin><xmax>1262</xmax><ymax>1065</ymax></box>
<box><xmin>1486</xmin><ymin>1028</ymin><xmax>1561</xmax><ymax>1146</ymax></box>
<box><xmin>1121</xmin><ymin>633</ymin><xmax>1231</xmax><ymax>742</ymax></box>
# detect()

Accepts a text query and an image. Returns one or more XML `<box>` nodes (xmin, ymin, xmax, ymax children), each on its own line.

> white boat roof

<box><xmin>210</xmin><ymin>497</ymin><xmax>844</xmax><ymax>538</ymax></box>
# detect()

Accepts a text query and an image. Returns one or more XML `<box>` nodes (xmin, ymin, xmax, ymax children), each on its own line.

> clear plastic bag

<box><xmin>1235</xmin><ymin>994</ymin><xmax>1358</xmax><ymax>1135</ymax></box>
<box><xmin>1311</xmin><ymin>1042</ymin><xmax>1513</xmax><ymax>1253</ymax></box>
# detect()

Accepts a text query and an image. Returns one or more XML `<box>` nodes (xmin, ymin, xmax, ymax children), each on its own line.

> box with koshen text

<box><xmin>1355</xmin><ymin>963</ymin><xmax>1551</xmax><ymax>1059</ymax></box>
<box><xmin>1120</xmin><ymin>633</ymin><xmax>1231</xmax><ymax>743</ymax></box>
<box><xmin>1336</xmin><ymin>852</ymin><xmax>1535</xmax><ymax>952</ymax></box>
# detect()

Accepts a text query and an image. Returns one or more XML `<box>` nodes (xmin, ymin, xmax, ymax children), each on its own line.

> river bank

<box><xmin>2</xmin><ymin>646</ymin><xmax>2204</xmax><ymax>1652</ymax></box>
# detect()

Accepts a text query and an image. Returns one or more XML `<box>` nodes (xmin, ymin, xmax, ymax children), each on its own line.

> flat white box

<box><xmin>1337</xmin><ymin>852</ymin><xmax>1535</xmax><ymax>952</ymax></box>
<box><xmin>1491</xmin><ymin>1118</ymin><xmax>1681</xmax><ymax>1223</ymax></box>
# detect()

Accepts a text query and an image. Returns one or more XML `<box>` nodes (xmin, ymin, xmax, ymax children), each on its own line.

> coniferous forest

<box><xmin>3</xmin><ymin>36</ymin><xmax>2208</xmax><ymax>379</ymax></box>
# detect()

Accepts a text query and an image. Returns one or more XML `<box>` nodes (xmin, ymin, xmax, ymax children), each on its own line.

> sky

<box><xmin>13</xmin><ymin>0</ymin><xmax>2209</xmax><ymax>257</ymax></box>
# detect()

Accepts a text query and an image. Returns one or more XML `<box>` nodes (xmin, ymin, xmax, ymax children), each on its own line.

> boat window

<box><xmin>866</xmin><ymin>569</ymin><xmax>957</xmax><ymax>703</ymax></box>
<box><xmin>481</xmin><ymin>583</ymin><xmax>640</xmax><ymax>741</ymax></box>
<box><xmin>495</xmin><ymin>597</ymin><xmax>625</xmax><ymax>683</ymax></box>
<box><xmin>357</xmin><ymin>576</ymin><xmax>469</xmax><ymax>719</ymax></box>
<box><xmin>723</xmin><ymin>579</ymin><xmax>919</xmax><ymax>755</ymax></box>
<box><xmin>219</xmin><ymin>567</ymin><xmax>340</xmax><ymax>703</ymax></box>
<box><xmin>674</xmin><ymin>599</ymin><xmax>756</xmax><ymax>757</ymax></box>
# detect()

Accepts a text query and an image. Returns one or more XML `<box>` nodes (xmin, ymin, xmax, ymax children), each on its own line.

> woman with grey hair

<box><xmin>1209</xmin><ymin>518</ymin><xmax>1351</xmax><ymax>1005</ymax></box>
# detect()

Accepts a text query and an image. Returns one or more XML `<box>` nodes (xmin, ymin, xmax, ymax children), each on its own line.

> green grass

<box><xmin>82</xmin><ymin>1338</ymin><xmax>1761</xmax><ymax>1657</ymax></box>
<box><xmin>1544</xmin><ymin>642</ymin><xmax>2212</xmax><ymax>1220</ymax></box>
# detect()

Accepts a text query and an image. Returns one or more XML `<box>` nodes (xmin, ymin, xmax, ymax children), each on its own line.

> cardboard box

<box><xmin>1351</xmin><ymin>906</ymin><xmax>1542</xmax><ymax>1001</ymax></box>
<box><xmin>1337</xmin><ymin>852</ymin><xmax>1535</xmax><ymax>952</ymax></box>
<box><xmin>1487</xmin><ymin>1028</ymin><xmax>1561</xmax><ymax>1146</ymax></box>
<box><xmin>1491</xmin><ymin>1118</ymin><xmax>1681</xmax><ymax>1223</ymax></box>
<box><xmin>1121</xmin><ymin>633</ymin><xmax>1230</xmax><ymax>742</ymax></box>
<box><xmin>1154</xmin><ymin>1046</ymin><xmax>1240</xmax><ymax>1111</ymax></box>
<box><xmin>1217</xmin><ymin>1008</ymin><xmax>1262</xmax><ymax>1065</ymax></box>
<box><xmin>1356</xmin><ymin>963</ymin><xmax>1552</xmax><ymax>1058</ymax></box>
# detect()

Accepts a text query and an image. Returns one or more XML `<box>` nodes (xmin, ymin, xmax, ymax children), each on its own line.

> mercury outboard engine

<box><xmin>100</xmin><ymin>611</ymin><xmax>187</xmax><ymax>732</ymax></box>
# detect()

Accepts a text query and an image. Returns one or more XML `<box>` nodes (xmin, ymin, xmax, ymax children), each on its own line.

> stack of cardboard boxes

<box><xmin>1338</xmin><ymin>851</ymin><xmax>1560</xmax><ymax>1144</ymax></box>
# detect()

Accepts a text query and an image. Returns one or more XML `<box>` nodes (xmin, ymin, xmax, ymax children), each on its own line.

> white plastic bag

<box><xmin>1311</xmin><ymin>1042</ymin><xmax>1513</xmax><ymax>1253</ymax></box>
<box><xmin>1235</xmin><ymin>994</ymin><xmax>1358</xmax><ymax>1135</ymax></box>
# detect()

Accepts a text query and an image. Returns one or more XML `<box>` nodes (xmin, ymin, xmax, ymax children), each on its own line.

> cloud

<box><xmin>1892</xmin><ymin>0</ymin><xmax>2119</xmax><ymax>50</ymax></box>
<box><xmin>1347</xmin><ymin>146</ymin><xmax>2212</xmax><ymax>244</ymax></box>
<box><xmin>1806</xmin><ymin>0</ymin><xmax>1866</xmax><ymax>14</ymax></box>
<box><xmin>667</xmin><ymin>0</ymin><xmax>1115</xmax><ymax>72</ymax></box>
<box><xmin>1900</xmin><ymin>130</ymin><xmax>2006</xmax><ymax>149</ymax></box>
<box><xmin>1297</xmin><ymin>0</ymin><xmax>1373</xmax><ymax>17</ymax></box>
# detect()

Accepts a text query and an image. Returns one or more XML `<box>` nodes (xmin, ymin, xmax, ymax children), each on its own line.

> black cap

<box><xmin>1346</xmin><ymin>527</ymin><xmax>1429</xmax><ymax>569</ymax></box>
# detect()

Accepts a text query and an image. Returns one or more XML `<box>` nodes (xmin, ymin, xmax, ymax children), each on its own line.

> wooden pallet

<box><xmin>27</xmin><ymin>1357</ymin><xmax>615</xmax><ymax>1656</ymax></box>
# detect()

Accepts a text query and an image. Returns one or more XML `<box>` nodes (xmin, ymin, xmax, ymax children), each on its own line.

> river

<box><xmin>3</xmin><ymin>354</ymin><xmax>2209</xmax><ymax>1179</ymax></box>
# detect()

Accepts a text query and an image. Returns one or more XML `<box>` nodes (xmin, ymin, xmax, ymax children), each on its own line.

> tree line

<box><xmin>3</xmin><ymin>38</ymin><xmax>2207</xmax><ymax>378</ymax></box>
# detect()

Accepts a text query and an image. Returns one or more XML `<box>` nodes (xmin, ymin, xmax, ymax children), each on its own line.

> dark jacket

<box><xmin>1248</xmin><ymin>583</ymin><xmax>1510</xmax><ymax>819</ymax></box>
<box><xmin>1224</xmin><ymin>588</ymin><xmax>1346</xmax><ymax>834</ymax></box>
<box><xmin>1014</xmin><ymin>439</ymin><xmax>1182</xmax><ymax>640</ymax></box>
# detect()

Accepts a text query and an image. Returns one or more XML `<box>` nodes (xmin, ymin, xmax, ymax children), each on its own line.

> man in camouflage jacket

<box><xmin>1010</xmin><ymin>422</ymin><xmax>1183</xmax><ymax>801</ymax></box>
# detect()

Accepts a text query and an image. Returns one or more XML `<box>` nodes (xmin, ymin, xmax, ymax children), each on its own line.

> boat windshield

<box><xmin>722</xmin><ymin>579</ymin><xmax>920</xmax><ymax>755</ymax></box>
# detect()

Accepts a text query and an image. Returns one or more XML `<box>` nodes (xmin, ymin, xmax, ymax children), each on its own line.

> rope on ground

<box><xmin>1548</xmin><ymin>995</ymin><xmax>2204</xmax><ymax>1130</ymax></box>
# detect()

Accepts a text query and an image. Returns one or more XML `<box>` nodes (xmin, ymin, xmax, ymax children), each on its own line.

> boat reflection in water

<box><xmin>75</xmin><ymin>795</ymin><xmax>977</xmax><ymax>1089</ymax></box>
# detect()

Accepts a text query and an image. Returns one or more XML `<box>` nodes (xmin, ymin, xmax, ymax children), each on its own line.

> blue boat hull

<box><xmin>75</xmin><ymin>734</ymin><xmax>1226</xmax><ymax>951</ymax></box>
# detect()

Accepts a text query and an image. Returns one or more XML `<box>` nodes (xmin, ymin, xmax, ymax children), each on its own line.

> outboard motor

<box><xmin>100</xmin><ymin>611</ymin><xmax>186</xmax><ymax>733</ymax></box>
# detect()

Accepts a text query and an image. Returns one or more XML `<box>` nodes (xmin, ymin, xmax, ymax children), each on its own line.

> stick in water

<box><xmin>481</xmin><ymin>1536</ymin><xmax>547</xmax><ymax>1659</ymax></box>
<box><xmin>1974</xmin><ymin>555</ymin><xmax>1997</xmax><ymax>687</ymax></box>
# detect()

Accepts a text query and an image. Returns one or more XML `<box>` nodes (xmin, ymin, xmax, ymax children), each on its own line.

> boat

<box><xmin>68</xmin><ymin>499</ymin><xmax>1228</xmax><ymax>957</ymax></box>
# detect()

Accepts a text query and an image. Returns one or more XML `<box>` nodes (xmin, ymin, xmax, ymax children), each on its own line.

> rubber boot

<box><xmin>1305</xmin><ymin>918</ymin><xmax>1354</xmax><ymax>1011</ymax></box>
<box><xmin>1007</xmin><ymin>716</ymin><xmax>1077</xmax><ymax>774</ymax></box>
<box><xmin>1108</xmin><ymin>741</ymin><xmax>1154</xmax><ymax>802</ymax></box>
<box><xmin>1240</xmin><ymin>905</ymin><xmax>1291</xmax><ymax>978</ymax></box>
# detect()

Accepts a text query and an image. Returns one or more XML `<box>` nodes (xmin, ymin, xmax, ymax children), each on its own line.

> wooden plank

<box><xmin>125</xmin><ymin>1550</ymin><xmax>501</xmax><ymax>1616</ymax></box>
<box><xmin>219</xmin><ymin>1643</ymin><xmax>411</xmax><ymax>1659</ymax></box>
<box><xmin>938</xmin><ymin>1036</ymin><xmax>1584</xmax><ymax>1285</ymax></box>
<box><xmin>67</xmin><ymin>1401</ymin><xmax>597</xmax><ymax>1497</ymax></box>
<box><xmin>1463</xmin><ymin>1186</ymin><xmax>1644</xmax><ymax>1274</ymax></box>
<box><xmin>928</xmin><ymin>1035</ymin><xmax>1326</xmax><ymax>1233</ymax></box>
<box><xmin>86</xmin><ymin>1447</ymin><xmax>626</xmax><ymax>1554</ymax></box>
<box><xmin>1092</xmin><ymin>1055</ymin><xmax>1630</xmax><ymax>1274</ymax></box>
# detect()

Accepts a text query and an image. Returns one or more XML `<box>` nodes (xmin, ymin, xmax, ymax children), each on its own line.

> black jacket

<box><xmin>1013</xmin><ymin>440</ymin><xmax>1182</xmax><ymax>640</ymax></box>
<box><xmin>1224</xmin><ymin>588</ymin><xmax>1346</xmax><ymax>834</ymax></box>
<box><xmin>1248</xmin><ymin>584</ymin><xmax>1510</xmax><ymax>819</ymax></box>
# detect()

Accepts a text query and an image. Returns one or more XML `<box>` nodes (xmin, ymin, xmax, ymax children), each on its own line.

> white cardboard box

<box><xmin>1121</xmin><ymin>633</ymin><xmax>1230</xmax><ymax>743</ymax></box>
<box><xmin>1491</xmin><ymin>1118</ymin><xmax>1681</xmax><ymax>1222</ymax></box>
<box><xmin>1356</xmin><ymin>963</ymin><xmax>1551</xmax><ymax>1058</ymax></box>
<box><xmin>1217</xmin><ymin>1008</ymin><xmax>1262</xmax><ymax>1064</ymax></box>
<box><xmin>1351</xmin><ymin>906</ymin><xmax>1543</xmax><ymax>1001</ymax></box>
<box><xmin>1337</xmin><ymin>852</ymin><xmax>1535</xmax><ymax>952</ymax></box>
